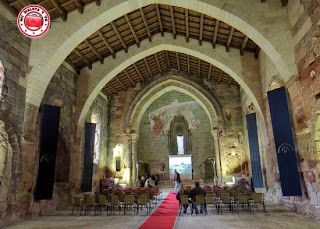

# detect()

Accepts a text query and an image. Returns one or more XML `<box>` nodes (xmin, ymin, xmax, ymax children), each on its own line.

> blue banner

<box><xmin>267</xmin><ymin>87</ymin><xmax>302</xmax><ymax>196</ymax></box>
<box><xmin>246</xmin><ymin>113</ymin><xmax>264</xmax><ymax>188</ymax></box>
<box><xmin>81</xmin><ymin>123</ymin><xmax>96</xmax><ymax>192</ymax></box>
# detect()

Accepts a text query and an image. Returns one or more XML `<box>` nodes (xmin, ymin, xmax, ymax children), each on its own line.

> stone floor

<box><xmin>4</xmin><ymin>189</ymin><xmax>320</xmax><ymax>229</ymax></box>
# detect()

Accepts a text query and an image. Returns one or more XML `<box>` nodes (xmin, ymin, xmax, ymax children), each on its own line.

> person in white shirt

<box><xmin>144</xmin><ymin>177</ymin><xmax>155</xmax><ymax>187</ymax></box>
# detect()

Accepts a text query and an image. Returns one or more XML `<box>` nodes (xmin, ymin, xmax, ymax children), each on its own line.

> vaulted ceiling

<box><xmin>4</xmin><ymin>0</ymin><xmax>288</xmax><ymax>97</ymax></box>
<box><xmin>102</xmin><ymin>50</ymin><xmax>238</xmax><ymax>97</ymax></box>
<box><xmin>66</xmin><ymin>4</ymin><xmax>260</xmax><ymax>72</ymax></box>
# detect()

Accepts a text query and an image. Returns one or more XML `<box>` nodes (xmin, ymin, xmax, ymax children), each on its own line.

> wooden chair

<box><xmin>109</xmin><ymin>194</ymin><xmax>121</xmax><ymax>215</ymax></box>
<box><xmin>253</xmin><ymin>193</ymin><xmax>266</xmax><ymax>213</ymax></box>
<box><xmin>85</xmin><ymin>195</ymin><xmax>98</xmax><ymax>215</ymax></box>
<box><xmin>206</xmin><ymin>193</ymin><xmax>219</xmax><ymax>214</ymax></box>
<box><xmin>97</xmin><ymin>194</ymin><xmax>108</xmax><ymax>214</ymax></box>
<box><xmin>236</xmin><ymin>193</ymin><xmax>250</xmax><ymax>214</ymax></box>
<box><xmin>219</xmin><ymin>192</ymin><xmax>233</xmax><ymax>215</ymax></box>
<box><xmin>191</xmin><ymin>195</ymin><xmax>207</xmax><ymax>215</ymax></box>
<box><xmin>179</xmin><ymin>195</ymin><xmax>190</xmax><ymax>215</ymax></box>
<box><xmin>72</xmin><ymin>196</ymin><xmax>85</xmax><ymax>215</ymax></box>
<box><xmin>124</xmin><ymin>195</ymin><xmax>136</xmax><ymax>215</ymax></box>
<box><xmin>137</xmin><ymin>195</ymin><xmax>149</xmax><ymax>215</ymax></box>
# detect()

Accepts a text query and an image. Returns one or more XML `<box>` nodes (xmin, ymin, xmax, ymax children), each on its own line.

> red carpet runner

<box><xmin>139</xmin><ymin>192</ymin><xmax>179</xmax><ymax>229</ymax></box>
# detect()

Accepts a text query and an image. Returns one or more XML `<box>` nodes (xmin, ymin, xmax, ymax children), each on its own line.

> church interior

<box><xmin>0</xmin><ymin>0</ymin><xmax>320</xmax><ymax>228</ymax></box>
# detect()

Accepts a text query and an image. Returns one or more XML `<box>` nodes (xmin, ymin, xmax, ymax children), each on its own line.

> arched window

<box><xmin>168</xmin><ymin>115</ymin><xmax>191</xmax><ymax>154</ymax></box>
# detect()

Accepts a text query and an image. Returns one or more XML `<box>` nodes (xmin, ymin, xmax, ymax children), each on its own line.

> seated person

<box><xmin>176</xmin><ymin>184</ymin><xmax>189</xmax><ymax>213</ymax></box>
<box><xmin>189</xmin><ymin>181</ymin><xmax>206</xmax><ymax>214</ymax></box>
<box><xmin>144</xmin><ymin>177</ymin><xmax>155</xmax><ymax>188</ymax></box>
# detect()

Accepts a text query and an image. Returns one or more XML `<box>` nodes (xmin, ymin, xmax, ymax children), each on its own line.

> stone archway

<box><xmin>75</xmin><ymin>35</ymin><xmax>264</xmax><ymax>132</ymax></box>
<box><xmin>25</xmin><ymin>0</ymin><xmax>296</xmax><ymax>110</ymax></box>
<box><xmin>125</xmin><ymin>75</ymin><xmax>225</xmax><ymax>133</ymax></box>
<box><xmin>122</xmin><ymin>76</ymin><xmax>225</xmax><ymax>183</ymax></box>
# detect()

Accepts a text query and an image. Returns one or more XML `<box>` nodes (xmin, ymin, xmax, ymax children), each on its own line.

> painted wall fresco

<box><xmin>149</xmin><ymin>100</ymin><xmax>201</xmax><ymax>141</ymax></box>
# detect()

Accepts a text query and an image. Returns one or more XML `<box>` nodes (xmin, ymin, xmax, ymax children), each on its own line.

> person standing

<box><xmin>173</xmin><ymin>169</ymin><xmax>181</xmax><ymax>194</ymax></box>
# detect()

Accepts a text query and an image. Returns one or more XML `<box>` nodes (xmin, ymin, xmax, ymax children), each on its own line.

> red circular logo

<box><xmin>17</xmin><ymin>5</ymin><xmax>50</xmax><ymax>38</ymax></box>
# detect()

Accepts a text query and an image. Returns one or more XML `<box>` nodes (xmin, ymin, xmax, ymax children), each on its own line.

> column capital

<box><xmin>211</xmin><ymin>129</ymin><xmax>218</xmax><ymax>138</ymax></box>
<box><xmin>131</xmin><ymin>133</ymin><xmax>139</xmax><ymax>142</ymax></box>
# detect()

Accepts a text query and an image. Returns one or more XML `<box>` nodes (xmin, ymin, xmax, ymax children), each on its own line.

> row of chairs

<box><xmin>179</xmin><ymin>192</ymin><xmax>266</xmax><ymax>215</ymax></box>
<box><xmin>72</xmin><ymin>187</ymin><xmax>162</xmax><ymax>216</ymax></box>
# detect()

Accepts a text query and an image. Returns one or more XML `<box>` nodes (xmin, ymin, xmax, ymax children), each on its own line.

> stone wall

<box><xmin>84</xmin><ymin>94</ymin><xmax>109</xmax><ymax>192</ymax></box>
<box><xmin>40</xmin><ymin>63</ymin><xmax>77</xmax><ymax>211</ymax></box>
<box><xmin>107</xmin><ymin>74</ymin><xmax>246</xmax><ymax>183</ymax></box>
<box><xmin>137</xmin><ymin>90</ymin><xmax>215</xmax><ymax>180</ymax></box>
<box><xmin>0</xmin><ymin>9</ymin><xmax>31</xmax><ymax>227</ymax></box>
<box><xmin>247</xmin><ymin>0</ymin><xmax>320</xmax><ymax>219</ymax></box>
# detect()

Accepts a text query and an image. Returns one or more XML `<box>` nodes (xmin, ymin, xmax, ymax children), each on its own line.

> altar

<box><xmin>169</xmin><ymin>155</ymin><xmax>192</xmax><ymax>180</ymax></box>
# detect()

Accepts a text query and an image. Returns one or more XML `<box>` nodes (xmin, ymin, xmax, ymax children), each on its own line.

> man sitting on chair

<box><xmin>189</xmin><ymin>181</ymin><xmax>206</xmax><ymax>214</ymax></box>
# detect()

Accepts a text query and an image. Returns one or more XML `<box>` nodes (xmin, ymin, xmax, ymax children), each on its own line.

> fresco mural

<box><xmin>149</xmin><ymin>100</ymin><xmax>201</xmax><ymax>141</ymax></box>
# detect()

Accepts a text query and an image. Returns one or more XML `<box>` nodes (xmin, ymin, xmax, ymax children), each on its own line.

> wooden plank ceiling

<box><xmin>6</xmin><ymin>0</ymin><xmax>100</xmax><ymax>21</ymax></box>
<box><xmin>101</xmin><ymin>50</ymin><xmax>238</xmax><ymax>97</ymax></box>
<box><xmin>66</xmin><ymin>4</ymin><xmax>261</xmax><ymax>72</ymax></box>
<box><xmin>6</xmin><ymin>1</ymin><xmax>280</xmax><ymax>97</ymax></box>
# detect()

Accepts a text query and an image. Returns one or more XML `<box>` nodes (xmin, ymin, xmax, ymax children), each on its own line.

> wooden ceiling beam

<box><xmin>198</xmin><ymin>59</ymin><xmax>201</xmax><ymax>77</ymax></box>
<box><xmin>85</xmin><ymin>39</ymin><xmax>104</xmax><ymax>64</ymax></box>
<box><xmin>73</xmin><ymin>0</ymin><xmax>84</xmax><ymax>14</ymax></box>
<box><xmin>170</xmin><ymin>6</ymin><xmax>177</xmax><ymax>39</ymax></box>
<box><xmin>139</xmin><ymin>8</ymin><xmax>152</xmax><ymax>42</ymax></box>
<box><xmin>176</xmin><ymin>53</ymin><xmax>180</xmax><ymax>72</ymax></box>
<box><xmin>185</xmin><ymin>9</ymin><xmax>189</xmax><ymax>42</ymax></box>
<box><xmin>226</xmin><ymin>27</ymin><xmax>234</xmax><ymax>52</ymax></box>
<box><xmin>50</xmin><ymin>0</ymin><xmax>67</xmax><ymax>21</ymax></box>
<box><xmin>254</xmin><ymin>46</ymin><xmax>261</xmax><ymax>59</ymax></box>
<box><xmin>240</xmin><ymin>36</ymin><xmax>249</xmax><ymax>56</ymax></box>
<box><xmin>115</xmin><ymin>76</ymin><xmax>126</xmax><ymax>90</ymax></box>
<box><xmin>208</xmin><ymin>64</ymin><xmax>212</xmax><ymax>79</ymax></box>
<box><xmin>187</xmin><ymin>55</ymin><xmax>190</xmax><ymax>74</ymax></box>
<box><xmin>212</xmin><ymin>19</ymin><xmax>219</xmax><ymax>48</ymax></box>
<box><xmin>97</xmin><ymin>30</ymin><xmax>116</xmax><ymax>58</ymax></box>
<box><xmin>125</xmin><ymin>14</ymin><xmax>140</xmax><ymax>47</ymax></box>
<box><xmin>111</xmin><ymin>22</ymin><xmax>128</xmax><ymax>53</ymax></box>
<box><xmin>133</xmin><ymin>63</ymin><xmax>144</xmax><ymax>81</ymax></box>
<box><xmin>166</xmin><ymin>51</ymin><xmax>171</xmax><ymax>70</ymax></box>
<box><xmin>108</xmin><ymin>85</ymin><xmax>117</xmax><ymax>94</ymax></box>
<box><xmin>218</xmin><ymin>70</ymin><xmax>223</xmax><ymax>82</ymax></box>
<box><xmin>155</xmin><ymin>5</ymin><xmax>164</xmax><ymax>36</ymax></box>
<box><xmin>124</xmin><ymin>69</ymin><xmax>135</xmax><ymax>86</ymax></box>
<box><xmin>199</xmin><ymin>14</ymin><xmax>204</xmax><ymax>45</ymax></box>
<box><xmin>281</xmin><ymin>0</ymin><xmax>288</xmax><ymax>7</ymax></box>
<box><xmin>144</xmin><ymin>58</ymin><xmax>153</xmax><ymax>77</ymax></box>
<box><xmin>74</xmin><ymin>48</ymin><xmax>92</xmax><ymax>69</ymax></box>
<box><xmin>154</xmin><ymin>54</ymin><xmax>162</xmax><ymax>73</ymax></box>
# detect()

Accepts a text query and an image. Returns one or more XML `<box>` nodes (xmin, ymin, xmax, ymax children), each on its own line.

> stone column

<box><xmin>212</xmin><ymin>129</ymin><xmax>222</xmax><ymax>185</ymax></box>
<box><xmin>130</xmin><ymin>133</ymin><xmax>139</xmax><ymax>185</ymax></box>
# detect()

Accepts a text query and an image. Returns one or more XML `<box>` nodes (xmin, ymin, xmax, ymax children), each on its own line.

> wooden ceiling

<box><xmin>4</xmin><ymin>1</ymin><xmax>290</xmax><ymax>97</ymax></box>
<box><xmin>101</xmin><ymin>50</ymin><xmax>238</xmax><ymax>97</ymax></box>
<box><xmin>6</xmin><ymin>0</ymin><xmax>99</xmax><ymax>21</ymax></box>
<box><xmin>66</xmin><ymin>4</ymin><xmax>260</xmax><ymax>72</ymax></box>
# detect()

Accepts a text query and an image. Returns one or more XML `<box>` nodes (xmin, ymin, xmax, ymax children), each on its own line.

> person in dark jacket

<box><xmin>189</xmin><ymin>182</ymin><xmax>206</xmax><ymax>214</ymax></box>
<box><xmin>173</xmin><ymin>169</ymin><xmax>181</xmax><ymax>194</ymax></box>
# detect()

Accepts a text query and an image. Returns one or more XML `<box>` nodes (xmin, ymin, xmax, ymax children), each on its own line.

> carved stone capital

<box><xmin>211</xmin><ymin>129</ymin><xmax>218</xmax><ymax>138</ymax></box>
<box><xmin>131</xmin><ymin>133</ymin><xmax>139</xmax><ymax>142</ymax></box>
